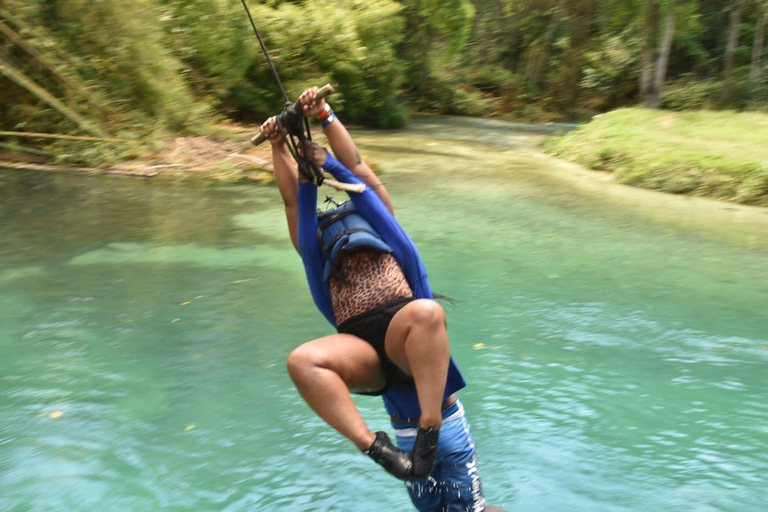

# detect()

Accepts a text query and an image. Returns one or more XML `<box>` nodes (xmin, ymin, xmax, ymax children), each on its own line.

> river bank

<box><xmin>0</xmin><ymin>125</ymin><xmax>278</xmax><ymax>183</ymax></box>
<box><xmin>545</xmin><ymin>108</ymin><xmax>768</xmax><ymax>206</ymax></box>
<box><xmin>0</xmin><ymin>122</ymin><xmax>383</xmax><ymax>184</ymax></box>
<box><xmin>3</xmin><ymin>111</ymin><xmax>768</xmax><ymax>210</ymax></box>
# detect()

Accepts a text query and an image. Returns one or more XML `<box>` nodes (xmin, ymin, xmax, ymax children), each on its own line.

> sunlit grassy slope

<box><xmin>547</xmin><ymin>108</ymin><xmax>768</xmax><ymax>205</ymax></box>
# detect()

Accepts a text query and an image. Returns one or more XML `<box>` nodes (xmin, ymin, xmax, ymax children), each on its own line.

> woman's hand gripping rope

<box><xmin>258</xmin><ymin>116</ymin><xmax>285</xmax><ymax>147</ymax></box>
<box><xmin>303</xmin><ymin>141</ymin><xmax>328</xmax><ymax>168</ymax></box>
<box><xmin>303</xmin><ymin>140</ymin><xmax>365</xmax><ymax>194</ymax></box>
<box><xmin>297</xmin><ymin>88</ymin><xmax>365</xmax><ymax>194</ymax></box>
<box><xmin>251</xmin><ymin>83</ymin><xmax>334</xmax><ymax>147</ymax></box>
<box><xmin>257</xmin><ymin>87</ymin><xmax>363</xmax><ymax>194</ymax></box>
<box><xmin>299</xmin><ymin>86</ymin><xmax>327</xmax><ymax>118</ymax></box>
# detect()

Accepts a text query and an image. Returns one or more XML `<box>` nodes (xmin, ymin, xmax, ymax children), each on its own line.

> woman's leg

<box><xmin>287</xmin><ymin>333</ymin><xmax>413</xmax><ymax>480</ymax></box>
<box><xmin>395</xmin><ymin>400</ymin><xmax>487</xmax><ymax>512</ymax></box>
<box><xmin>286</xmin><ymin>333</ymin><xmax>386</xmax><ymax>450</ymax></box>
<box><xmin>384</xmin><ymin>299</ymin><xmax>451</xmax><ymax>429</ymax></box>
<box><xmin>385</xmin><ymin>300</ymin><xmax>451</xmax><ymax>479</ymax></box>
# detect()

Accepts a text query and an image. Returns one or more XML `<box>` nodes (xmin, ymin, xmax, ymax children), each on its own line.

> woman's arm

<box><xmin>260</xmin><ymin>116</ymin><xmax>305</xmax><ymax>252</ymax></box>
<box><xmin>298</xmin><ymin>87</ymin><xmax>395</xmax><ymax>214</ymax></box>
<box><xmin>296</xmin><ymin>181</ymin><xmax>336</xmax><ymax>326</ymax></box>
<box><xmin>260</xmin><ymin>117</ymin><xmax>335</xmax><ymax>324</ymax></box>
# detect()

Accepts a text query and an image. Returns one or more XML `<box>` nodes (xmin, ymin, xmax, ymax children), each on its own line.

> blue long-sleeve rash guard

<box><xmin>297</xmin><ymin>152</ymin><xmax>466</xmax><ymax>419</ymax></box>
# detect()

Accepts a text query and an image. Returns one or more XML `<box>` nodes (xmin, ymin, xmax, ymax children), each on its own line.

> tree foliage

<box><xmin>1</xmin><ymin>0</ymin><xmax>767</xmax><ymax>138</ymax></box>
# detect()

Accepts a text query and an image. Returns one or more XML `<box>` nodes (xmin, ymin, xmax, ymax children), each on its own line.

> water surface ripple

<box><xmin>1</xmin><ymin>118</ymin><xmax>767</xmax><ymax>511</ymax></box>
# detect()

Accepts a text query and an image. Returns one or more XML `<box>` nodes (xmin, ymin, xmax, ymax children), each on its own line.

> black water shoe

<box><xmin>410</xmin><ymin>426</ymin><xmax>440</xmax><ymax>479</ymax></box>
<box><xmin>364</xmin><ymin>431</ymin><xmax>413</xmax><ymax>480</ymax></box>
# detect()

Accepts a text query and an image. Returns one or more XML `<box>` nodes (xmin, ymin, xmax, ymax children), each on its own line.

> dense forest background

<box><xmin>1</xmin><ymin>0</ymin><xmax>767</xmax><ymax>138</ymax></box>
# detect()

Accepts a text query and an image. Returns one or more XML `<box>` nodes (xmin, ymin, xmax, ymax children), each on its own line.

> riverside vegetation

<box><xmin>1</xmin><ymin>0</ymin><xmax>767</xmax><ymax>202</ymax></box>
<box><xmin>546</xmin><ymin>108</ymin><xmax>768</xmax><ymax>205</ymax></box>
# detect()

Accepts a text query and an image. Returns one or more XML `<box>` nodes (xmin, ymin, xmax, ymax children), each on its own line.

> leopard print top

<box><xmin>330</xmin><ymin>249</ymin><xmax>413</xmax><ymax>325</ymax></box>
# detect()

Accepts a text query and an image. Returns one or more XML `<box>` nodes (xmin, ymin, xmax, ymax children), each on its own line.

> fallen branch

<box><xmin>0</xmin><ymin>160</ymin><xmax>158</xmax><ymax>177</ymax></box>
<box><xmin>0</xmin><ymin>131</ymin><xmax>134</xmax><ymax>143</ymax></box>
<box><xmin>146</xmin><ymin>164</ymin><xmax>184</xmax><ymax>170</ymax></box>
<box><xmin>228</xmin><ymin>153</ymin><xmax>269</xmax><ymax>166</ymax></box>
<box><xmin>0</xmin><ymin>142</ymin><xmax>51</xmax><ymax>157</ymax></box>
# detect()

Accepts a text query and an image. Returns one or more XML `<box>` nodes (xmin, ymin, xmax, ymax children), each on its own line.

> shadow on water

<box><xmin>1</xmin><ymin>117</ymin><xmax>767</xmax><ymax>511</ymax></box>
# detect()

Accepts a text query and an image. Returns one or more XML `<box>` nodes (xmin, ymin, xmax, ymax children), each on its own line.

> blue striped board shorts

<box><xmin>393</xmin><ymin>399</ymin><xmax>486</xmax><ymax>512</ymax></box>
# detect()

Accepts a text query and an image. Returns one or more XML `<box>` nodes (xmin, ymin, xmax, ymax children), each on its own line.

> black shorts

<box><xmin>337</xmin><ymin>296</ymin><xmax>416</xmax><ymax>395</ymax></box>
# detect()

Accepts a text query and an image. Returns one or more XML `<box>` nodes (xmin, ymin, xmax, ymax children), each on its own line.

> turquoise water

<box><xmin>1</xmin><ymin>118</ymin><xmax>767</xmax><ymax>511</ymax></box>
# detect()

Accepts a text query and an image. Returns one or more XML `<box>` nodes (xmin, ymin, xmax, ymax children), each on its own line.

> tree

<box><xmin>750</xmin><ymin>0</ymin><xmax>766</xmax><ymax>85</ymax></box>
<box><xmin>522</xmin><ymin>0</ymin><xmax>566</xmax><ymax>88</ymax></box>
<box><xmin>561</xmin><ymin>0</ymin><xmax>598</xmax><ymax>114</ymax></box>
<box><xmin>503</xmin><ymin>0</ymin><xmax>535</xmax><ymax>73</ymax></box>
<box><xmin>648</xmin><ymin>1</ymin><xmax>677</xmax><ymax>108</ymax></box>
<box><xmin>720</xmin><ymin>0</ymin><xmax>746</xmax><ymax>106</ymax></box>
<box><xmin>396</xmin><ymin>0</ymin><xmax>475</xmax><ymax>102</ymax></box>
<box><xmin>640</xmin><ymin>0</ymin><xmax>660</xmax><ymax>99</ymax></box>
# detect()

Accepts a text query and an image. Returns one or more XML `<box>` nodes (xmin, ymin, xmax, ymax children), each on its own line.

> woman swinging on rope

<box><xmin>260</xmin><ymin>87</ymin><xmax>501</xmax><ymax>512</ymax></box>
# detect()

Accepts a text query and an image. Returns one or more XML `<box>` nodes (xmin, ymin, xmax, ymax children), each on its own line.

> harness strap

<box><xmin>315</xmin><ymin>204</ymin><xmax>357</xmax><ymax>248</ymax></box>
<box><xmin>321</xmin><ymin>228</ymin><xmax>379</xmax><ymax>258</ymax></box>
<box><xmin>317</xmin><ymin>209</ymin><xmax>357</xmax><ymax>232</ymax></box>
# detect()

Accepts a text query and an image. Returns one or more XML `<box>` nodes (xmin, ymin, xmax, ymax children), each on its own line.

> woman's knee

<box><xmin>286</xmin><ymin>344</ymin><xmax>323</xmax><ymax>383</ymax></box>
<box><xmin>407</xmin><ymin>299</ymin><xmax>446</xmax><ymax>328</ymax></box>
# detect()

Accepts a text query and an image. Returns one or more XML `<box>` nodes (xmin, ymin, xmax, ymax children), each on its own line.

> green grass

<box><xmin>546</xmin><ymin>108</ymin><xmax>768</xmax><ymax>206</ymax></box>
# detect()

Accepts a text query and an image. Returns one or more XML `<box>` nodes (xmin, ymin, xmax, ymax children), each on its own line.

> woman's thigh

<box><xmin>290</xmin><ymin>333</ymin><xmax>387</xmax><ymax>393</ymax></box>
<box><xmin>383</xmin><ymin>298</ymin><xmax>447</xmax><ymax>375</ymax></box>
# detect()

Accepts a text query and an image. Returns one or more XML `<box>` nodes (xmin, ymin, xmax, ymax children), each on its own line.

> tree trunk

<box><xmin>469</xmin><ymin>0</ymin><xmax>486</xmax><ymax>61</ymax></box>
<box><xmin>720</xmin><ymin>0</ymin><xmax>745</xmax><ymax>106</ymax></box>
<box><xmin>640</xmin><ymin>0</ymin><xmax>659</xmax><ymax>99</ymax></box>
<box><xmin>750</xmin><ymin>2</ymin><xmax>766</xmax><ymax>85</ymax></box>
<box><xmin>648</xmin><ymin>5</ymin><xmax>676</xmax><ymax>108</ymax></box>
<box><xmin>507</xmin><ymin>1</ymin><xmax>534</xmax><ymax>72</ymax></box>
<box><xmin>523</xmin><ymin>0</ymin><xmax>565</xmax><ymax>87</ymax></box>
<box><xmin>401</xmin><ymin>4</ymin><xmax>432</xmax><ymax>99</ymax></box>
<box><xmin>562</xmin><ymin>0</ymin><xmax>597</xmax><ymax>115</ymax></box>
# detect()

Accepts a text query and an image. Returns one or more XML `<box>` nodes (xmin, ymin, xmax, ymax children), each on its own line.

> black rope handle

<box><xmin>251</xmin><ymin>84</ymin><xmax>335</xmax><ymax>147</ymax></box>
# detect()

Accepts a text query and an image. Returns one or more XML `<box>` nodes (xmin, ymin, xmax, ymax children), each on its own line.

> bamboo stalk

<box><xmin>0</xmin><ymin>131</ymin><xmax>134</xmax><ymax>143</ymax></box>
<box><xmin>0</xmin><ymin>10</ymin><xmax>82</xmax><ymax>72</ymax></box>
<box><xmin>0</xmin><ymin>20</ymin><xmax>111</xmax><ymax>116</ymax></box>
<box><xmin>0</xmin><ymin>142</ymin><xmax>51</xmax><ymax>157</ymax></box>
<box><xmin>0</xmin><ymin>57</ymin><xmax>106</xmax><ymax>138</ymax></box>
<box><xmin>0</xmin><ymin>160</ymin><xmax>158</xmax><ymax>177</ymax></box>
<box><xmin>0</xmin><ymin>10</ymin><xmax>31</xmax><ymax>32</ymax></box>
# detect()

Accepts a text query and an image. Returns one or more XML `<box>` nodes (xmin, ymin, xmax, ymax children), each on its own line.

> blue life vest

<box><xmin>316</xmin><ymin>201</ymin><xmax>393</xmax><ymax>281</ymax></box>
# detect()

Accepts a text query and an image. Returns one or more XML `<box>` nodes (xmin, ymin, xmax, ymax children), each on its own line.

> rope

<box><xmin>240</xmin><ymin>0</ymin><xmax>288</xmax><ymax>103</ymax></box>
<box><xmin>240</xmin><ymin>0</ymin><xmax>324</xmax><ymax>186</ymax></box>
